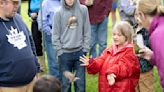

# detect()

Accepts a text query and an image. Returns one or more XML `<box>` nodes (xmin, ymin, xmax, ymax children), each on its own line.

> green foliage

<box><xmin>86</xmin><ymin>74</ymin><xmax>98</xmax><ymax>92</ymax></box>
<box><xmin>21</xmin><ymin>1</ymin><xmax>31</xmax><ymax>30</ymax></box>
<box><xmin>154</xmin><ymin>67</ymin><xmax>162</xmax><ymax>92</ymax></box>
<box><xmin>133</xmin><ymin>43</ymin><xmax>140</xmax><ymax>54</ymax></box>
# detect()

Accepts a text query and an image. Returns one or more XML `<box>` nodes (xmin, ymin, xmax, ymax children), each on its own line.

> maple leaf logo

<box><xmin>6</xmin><ymin>26</ymin><xmax>27</xmax><ymax>49</ymax></box>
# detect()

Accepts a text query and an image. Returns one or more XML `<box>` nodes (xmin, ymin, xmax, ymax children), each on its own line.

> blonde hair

<box><xmin>137</xmin><ymin>0</ymin><xmax>164</xmax><ymax>16</ymax></box>
<box><xmin>112</xmin><ymin>21</ymin><xmax>134</xmax><ymax>43</ymax></box>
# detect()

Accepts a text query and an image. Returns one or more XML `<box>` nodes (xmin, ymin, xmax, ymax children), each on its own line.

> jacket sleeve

<box><xmin>106</xmin><ymin>51</ymin><xmax>140</xmax><ymax>79</ymax></box>
<box><xmin>37</xmin><ymin>4</ymin><xmax>52</xmax><ymax>35</ymax></box>
<box><xmin>150</xmin><ymin>27</ymin><xmax>164</xmax><ymax>65</ymax></box>
<box><xmin>81</xmin><ymin>5</ymin><xmax>91</xmax><ymax>53</ymax></box>
<box><xmin>28</xmin><ymin>0</ymin><xmax>31</xmax><ymax>17</ymax></box>
<box><xmin>29</xmin><ymin>32</ymin><xmax>41</xmax><ymax>73</ymax></box>
<box><xmin>37</xmin><ymin>11</ymin><xmax>42</xmax><ymax>30</ymax></box>
<box><xmin>105</xmin><ymin>0</ymin><xmax>112</xmax><ymax>16</ymax></box>
<box><xmin>119</xmin><ymin>0</ymin><xmax>135</xmax><ymax>16</ymax></box>
<box><xmin>24</xmin><ymin>23</ymin><xmax>40</xmax><ymax>73</ymax></box>
<box><xmin>52</xmin><ymin>11</ymin><xmax>63</xmax><ymax>56</ymax></box>
<box><xmin>17</xmin><ymin>14</ymin><xmax>40</xmax><ymax>73</ymax></box>
<box><xmin>87</xmin><ymin>49</ymin><xmax>109</xmax><ymax>74</ymax></box>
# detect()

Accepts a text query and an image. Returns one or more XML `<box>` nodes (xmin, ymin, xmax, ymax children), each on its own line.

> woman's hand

<box><xmin>80</xmin><ymin>55</ymin><xmax>89</xmax><ymax>66</ymax></box>
<box><xmin>107</xmin><ymin>73</ymin><xmax>116</xmax><ymax>86</ymax></box>
<box><xmin>138</xmin><ymin>47</ymin><xmax>153</xmax><ymax>61</ymax></box>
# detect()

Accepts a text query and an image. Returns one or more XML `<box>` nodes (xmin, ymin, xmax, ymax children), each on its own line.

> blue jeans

<box><xmin>90</xmin><ymin>16</ymin><xmax>108</xmax><ymax>58</ymax></box>
<box><xmin>59</xmin><ymin>50</ymin><xmax>85</xmax><ymax>92</ymax></box>
<box><xmin>43</xmin><ymin>33</ymin><xmax>59</xmax><ymax>79</ymax></box>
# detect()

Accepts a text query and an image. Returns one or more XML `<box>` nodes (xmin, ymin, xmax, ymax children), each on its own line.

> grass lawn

<box><xmin>21</xmin><ymin>1</ymin><xmax>162</xmax><ymax>92</ymax></box>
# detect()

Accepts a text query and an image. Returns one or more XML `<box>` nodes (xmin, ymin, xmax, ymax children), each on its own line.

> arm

<box><xmin>17</xmin><ymin>14</ymin><xmax>40</xmax><ymax>72</ymax></box>
<box><xmin>28</xmin><ymin>0</ymin><xmax>32</xmax><ymax>17</ymax></box>
<box><xmin>150</xmin><ymin>27</ymin><xmax>164</xmax><ymax>65</ymax></box>
<box><xmin>28</xmin><ymin>0</ymin><xmax>31</xmax><ymax>17</ymax></box>
<box><xmin>119</xmin><ymin>0</ymin><xmax>135</xmax><ymax>16</ymax></box>
<box><xmin>27</xmin><ymin>0</ymin><xmax>38</xmax><ymax>18</ymax></box>
<box><xmin>105</xmin><ymin>0</ymin><xmax>113</xmax><ymax>16</ymax></box>
<box><xmin>80</xmin><ymin>49</ymin><xmax>109</xmax><ymax>74</ymax></box>
<box><xmin>26</xmin><ymin>25</ymin><xmax>40</xmax><ymax>73</ymax></box>
<box><xmin>82</xmin><ymin>5</ymin><xmax>91</xmax><ymax>53</ymax></box>
<box><xmin>106</xmin><ymin>51</ymin><xmax>140</xmax><ymax>79</ymax></box>
<box><xmin>37</xmin><ymin>4</ymin><xmax>52</xmax><ymax>35</ymax></box>
<box><xmin>87</xmin><ymin>57</ymin><xmax>106</xmax><ymax>74</ymax></box>
<box><xmin>52</xmin><ymin>11</ymin><xmax>63</xmax><ymax>56</ymax></box>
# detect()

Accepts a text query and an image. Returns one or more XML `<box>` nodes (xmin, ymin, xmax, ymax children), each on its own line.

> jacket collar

<box><xmin>106</xmin><ymin>43</ymin><xmax>133</xmax><ymax>55</ymax></box>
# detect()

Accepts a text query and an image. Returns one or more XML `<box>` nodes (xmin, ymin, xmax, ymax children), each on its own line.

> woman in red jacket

<box><xmin>80</xmin><ymin>21</ymin><xmax>140</xmax><ymax>92</ymax></box>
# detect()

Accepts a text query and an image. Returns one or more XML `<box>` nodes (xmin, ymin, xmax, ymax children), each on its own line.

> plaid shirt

<box><xmin>137</xmin><ymin>28</ymin><xmax>153</xmax><ymax>73</ymax></box>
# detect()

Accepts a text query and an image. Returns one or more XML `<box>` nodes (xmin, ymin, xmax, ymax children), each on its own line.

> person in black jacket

<box><xmin>28</xmin><ymin>0</ymin><xmax>46</xmax><ymax>73</ymax></box>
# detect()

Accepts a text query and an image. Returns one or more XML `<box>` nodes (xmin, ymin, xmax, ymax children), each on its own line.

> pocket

<box><xmin>61</xmin><ymin>27</ymin><xmax>81</xmax><ymax>49</ymax></box>
<box><xmin>57</xmin><ymin>49</ymin><xmax>64</xmax><ymax>57</ymax></box>
<box><xmin>44</xmin><ymin>34</ymin><xmax>52</xmax><ymax>43</ymax></box>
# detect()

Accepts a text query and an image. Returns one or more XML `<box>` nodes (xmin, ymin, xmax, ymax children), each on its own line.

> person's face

<box><xmin>65</xmin><ymin>0</ymin><xmax>74</xmax><ymax>6</ymax></box>
<box><xmin>112</xmin><ymin>29</ymin><xmax>126</xmax><ymax>47</ymax></box>
<box><xmin>134</xmin><ymin>10</ymin><xmax>141</xmax><ymax>25</ymax></box>
<box><xmin>135</xmin><ymin>9</ymin><xmax>150</xmax><ymax>30</ymax></box>
<box><xmin>3</xmin><ymin>0</ymin><xmax>19</xmax><ymax>18</ymax></box>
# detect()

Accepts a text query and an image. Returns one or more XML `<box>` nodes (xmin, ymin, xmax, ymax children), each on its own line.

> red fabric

<box><xmin>80</xmin><ymin>0</ymin><xmax>112</xmax><ymax>24</ymax></box>
<box><xmin>87</xmin><ymin>44</ymin><xmax>140</xmax><ymax>92</ymax></box>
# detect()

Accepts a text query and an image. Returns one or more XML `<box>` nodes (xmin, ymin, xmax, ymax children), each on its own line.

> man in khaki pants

<box><xmin>0</xmin><ymin>0</ymin><xmax>40</xmax><ymax>91</ymax></box>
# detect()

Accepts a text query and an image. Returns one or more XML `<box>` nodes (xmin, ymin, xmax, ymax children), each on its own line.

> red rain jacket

<box><xmin>87</xmin><ymin>44</ymin><xmax>140</xmax><ymax>92</ymax></box>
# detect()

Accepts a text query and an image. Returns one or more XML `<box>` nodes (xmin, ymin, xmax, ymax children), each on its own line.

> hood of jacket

<box><xmin>0</xmin><ymin>16</ymin><xmax>13</xmax><ymax>22</ymax></box>
<box><xmin>61</xmin><ymin>0</ymin><xmax>80</xmax><ymax>10</ymax></box>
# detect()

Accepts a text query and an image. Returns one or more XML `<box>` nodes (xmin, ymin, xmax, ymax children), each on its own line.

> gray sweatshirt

<box><xmin>52</xmin><ymin>0</ymin><xmax>91</xmax><ymax>56</ymax></box>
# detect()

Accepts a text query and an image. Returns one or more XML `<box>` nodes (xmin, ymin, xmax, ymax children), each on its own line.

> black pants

<box><xmin>31</xmin><ymin>19</ymin><xmax>43</xmax><ymax>56</ymax></box>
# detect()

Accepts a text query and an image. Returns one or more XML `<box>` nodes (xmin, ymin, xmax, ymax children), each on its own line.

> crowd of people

<box><xmin>0</xmin><ymin>0</ymin><xmax>164</xmax><ymax>92</ymax></box>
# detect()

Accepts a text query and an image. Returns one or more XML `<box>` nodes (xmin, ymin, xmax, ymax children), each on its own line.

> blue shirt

<box><xmin>37</xmin><ymin>0</ymin><xmax>61</xmax><ymax>35</ymax></box>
